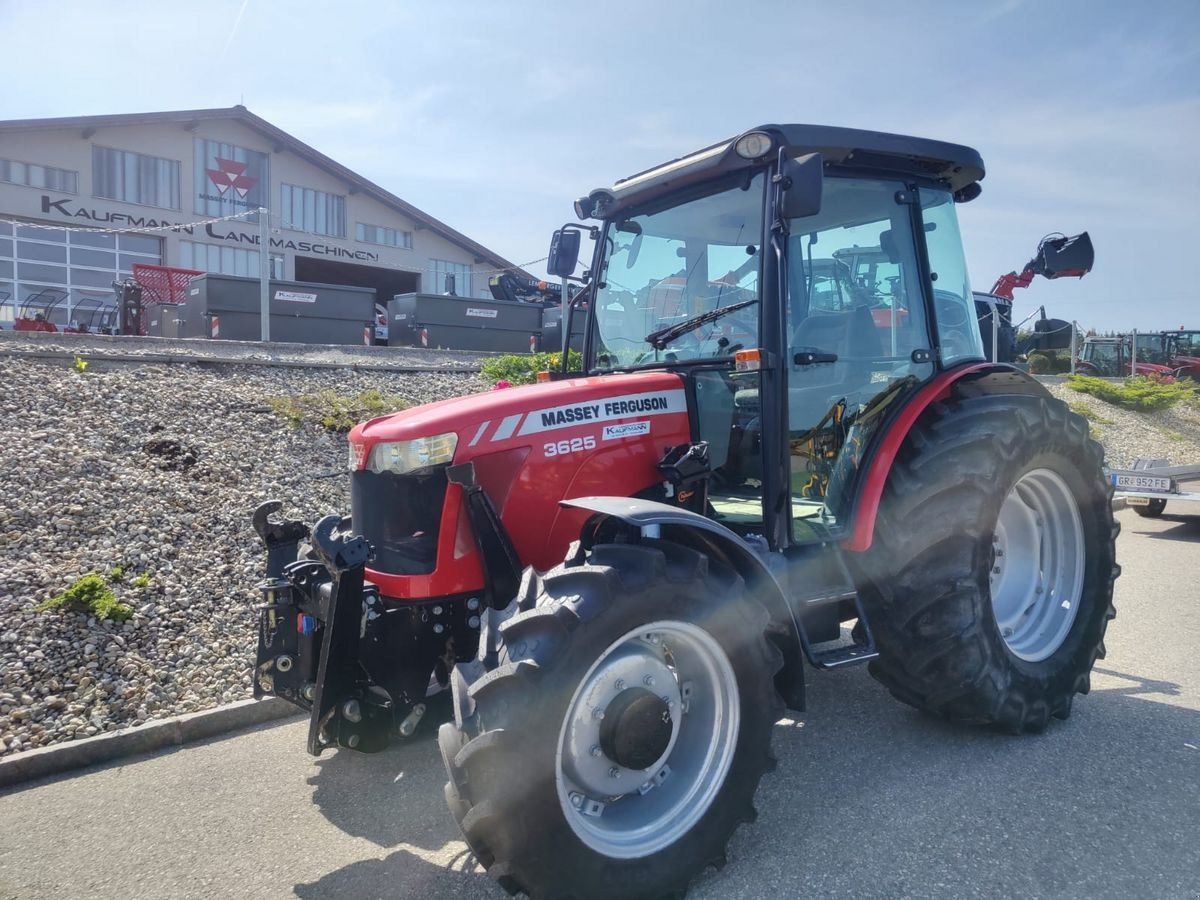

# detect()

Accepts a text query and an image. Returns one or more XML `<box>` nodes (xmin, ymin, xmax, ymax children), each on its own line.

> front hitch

<box><xmin>304</xmin><ymin>514</ymin><xmax>392</xmax><ymax>755</ymax></box>
<box><xmin>251</xmin><ymin>502</ymin><xmax>392</xmax><ymax>755</ymax></box>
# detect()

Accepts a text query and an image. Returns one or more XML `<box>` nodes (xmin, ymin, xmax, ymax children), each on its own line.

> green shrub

<box><xmin>1027</xmin><ymin>352</ymin><xmax>1053</xmax><ymax>374</ymax></box>
<box><xmin>1066</xmin><ymin>375</ymin><xmax>1197</xmax><ymax>412</ymax></box>
<box><xmin>480</xmin><ymin>350</ymin><xmax>583</xmax><ymax>386</ymax></box>
<box><xmin>1067</xmin><ymin>401</ymin><xmax>1113</xmax><ymax>425</ymax></box>
<box><xmin>106</xmin><ymin>565</ymin><xmax>125</xmax><ymax>583</ymax></box>
<box><xmin>269</xmin><ymin>388</ymin><xmax>408</xmax><ymax>432</ymax></box>
<box><xmin>132</xmin><ymin>572</ymin><xmax>152</xmax><ymax>588</ymax></box>
<box><xmin>35</xmin><ymin>574</ymin><xmax>133</xmax><ymax>622</ymax></box>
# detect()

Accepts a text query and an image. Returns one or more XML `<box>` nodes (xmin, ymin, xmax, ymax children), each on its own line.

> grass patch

<box><xmin>35</xmin><ymin>574</ymin><xmax>133</xmax><ymax>622</ymax></box>
<box><xmin>132</xmin><ymin>572</ymin><xmax>151</xmax><ymax>588</ymax></box>
<box><xmin>1066</xmin><ymin>375</ymin><xmax>1197</xmax><ymax>412</ymax></box>
<box><xmin>480</xmin><ymin>350</ymin><xmax>583</xmax><ymax>386</ymax></box>
<box><xmin>1165</xmin><ymin>430</ymin><xmax>1187</xmax><ymax>443</ymax></box>
<box><xmin>269</xmin><ymin>388</ymin><xmax>409</xmax><ymax>433</ymax></box>
<box><xmin>1067</xmin><ymin>401</ymin><xmax>1114</xmax><ymax>425</ymax></box>
<box><xmin>106</xmin><ymin>565</ymin><xmax>125</xmax><ymax>583</ymax></box>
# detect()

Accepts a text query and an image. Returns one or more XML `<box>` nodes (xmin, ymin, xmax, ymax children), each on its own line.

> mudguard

<box><xmin>843</xmin><ymin>363</ymin><xmax>1050</xmax><ymax>553</ymax></box>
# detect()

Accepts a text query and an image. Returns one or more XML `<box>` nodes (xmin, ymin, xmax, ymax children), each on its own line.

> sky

<box><xmin>1</xmin><ymin>0</ymin><xmax>1197</xmax><ymax>332</ymax></box>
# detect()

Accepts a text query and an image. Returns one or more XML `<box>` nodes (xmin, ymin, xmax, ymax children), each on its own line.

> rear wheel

<box><xmin>1132</xmin><ymin>498</ymin><xmax>1166</xmax><ymax>518</ymax></box>
<box><xmin>851</xmin><ymin>390</ymin><xmax>1120</xmax><ymax>733</ymax></box>
<box><xmin>440</xmin><ymin>540</ymin><xmax>781</xmax><ymax>899</ymax></box>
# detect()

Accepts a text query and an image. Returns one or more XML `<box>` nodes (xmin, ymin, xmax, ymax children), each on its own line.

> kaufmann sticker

<box><xmin>603</xmin><ymin>421</ymin><xmax>650</xmax><ymax>441</ymax></box>
<box><xmin>466</xmin><ymin>307</ymin><xmax>498</xmax><ymax>318</ymax></box>
<box><xmin>275</xmin><ymin>290</ymin><xmax>318</xmax><ymax>303</ymax></box>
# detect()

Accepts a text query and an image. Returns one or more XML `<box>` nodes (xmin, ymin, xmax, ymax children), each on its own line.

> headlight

<box><xmin>364</xmin><ymin>433</ymin><xmax>457</xmax><ymax>474</ymax></box>
<box><xmin>734</xmin><ymin>131</ymin><xmax>773</xmax><ymax>159</ymax></box>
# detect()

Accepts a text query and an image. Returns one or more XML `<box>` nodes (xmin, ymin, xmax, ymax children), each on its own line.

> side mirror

<box><xmin>777</xmin><ymin>151</ymin><xmax>823</xmax><ymax>220</ymax></box>
<box><xmin>547</xmin><ymin>229</ymin><xmax>581</xmax><ymax>277</ymax></box>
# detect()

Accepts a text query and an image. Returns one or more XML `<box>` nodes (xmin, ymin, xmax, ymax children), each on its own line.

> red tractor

<box><xmin>1133</xmin><ymin>331</ymin><xmax>1200</xmax><ymax>379</ymax></box>
<box><xmin>252</xmin><ymin>125</ymin><xmax>1119</xmax><ymax>899</ymax></box>
<box><xmin>1076</xmin><ymin>335</ymin><xmax>1176</xmax><ymax>378</ymax></box>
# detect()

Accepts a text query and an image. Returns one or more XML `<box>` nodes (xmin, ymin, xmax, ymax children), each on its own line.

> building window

<box><xmin>179</xmin><ymin>240</ymin><xmax>284</xmax><ymax>279</ymax></box>
<box><xmin>194</xmin><ymin>139</ymin><xmax>269</xmax><ymax>221</ymax></box>
<box><xmin>0</xmin><ymin>158</ymin><xmax>78</xmax><ymax>193</ymax></box>
<box><xmin>0</xmin><ymin>222</ymin><xmax>161</xmax><ymax>328</ymax></box>
<box><xmin>429</xmin><ymin>259</ymin><xmax>473</xmax><ymax>296</ymax></box>
<box><xmin>93</xmin><ymin>146</ymin><xmax>181</xmax><ymax>210</ymax></box>
<box><xmin>356</xmin><ymin>222</ymin><xmax>413</xmax><ymax>250</ymax></box>
<box><xmin>281</xmin><ymin>184</ymin><xmax>345</xmax><ymax>237</ymax></box>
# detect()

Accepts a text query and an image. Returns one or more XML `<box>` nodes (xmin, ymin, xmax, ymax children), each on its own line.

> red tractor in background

<box><xmin>1076</xmin><ymin>335</ymin><xmax>1177</xmax><ymax>378</ymax></box>
<box><xmin>1132</xmin><ymin>330</ymin><xmax>1200</xmax><ymax>379</ymax></box>
<box><xmin>251</xmin><ymin>125</ymin><xmax>1119</xmax><ymax>899</ymax></box>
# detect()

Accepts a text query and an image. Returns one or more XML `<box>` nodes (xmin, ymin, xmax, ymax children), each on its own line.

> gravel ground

<box><xmin>0</xmin><ymin>355</ymin><xmax>1196</xmax><ymax>759</ymax></box>
<box><xmin>1045</xmin><ymin>381</ymin><xmax>1200</xmax><ymax>468</ymax></box>
<box><xmin>0</xmin><ymin>355</ymin><xmax>484</xmax><ymax>757</ymax></box>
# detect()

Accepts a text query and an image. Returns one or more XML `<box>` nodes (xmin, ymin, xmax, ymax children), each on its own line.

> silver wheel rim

<box><xmin>990</xmin><ymin>468</ymin><xmax>1085</xmax><ymax>662</ymax></box>
<box><xmin>555</xmin><ymin>619</ymin><xmax>740</xmax><ymax>859</ymax></box>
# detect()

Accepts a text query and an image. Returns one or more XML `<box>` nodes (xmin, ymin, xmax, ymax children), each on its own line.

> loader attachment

<box><xmin>1035</xmin><ymin>231</ymin><xmax>1093</xmax><ymax>280</ymax></box>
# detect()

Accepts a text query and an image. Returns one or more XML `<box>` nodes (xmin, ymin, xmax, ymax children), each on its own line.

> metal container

<box><xmin>172</xmin><ymin>274</ymin><xmax>375</xmax><ymax>344</ymax></box>
<box><xmin>388</xmin><ymin>292</ymin><xmax>546</xmax><ymax>353</ymax></box>
<box><xmin>143</xmin><ymin>303</ymin><xmax>186</xmax><ymax>338</ymax></box>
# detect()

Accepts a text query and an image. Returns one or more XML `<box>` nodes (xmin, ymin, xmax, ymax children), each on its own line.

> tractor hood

<box><xmin>1138</xmin><ymin>362</ymin><xmax>1176</xmax><ymax>375</ymax></box>
<box><xmin>349</xmin><ymin>370</ymin><xmax>688</xmax><ymax>468</ymax></box>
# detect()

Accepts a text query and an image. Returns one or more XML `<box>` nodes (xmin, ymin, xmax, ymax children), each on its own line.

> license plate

<box><xmin>1125</xmin><ymin>496</ymin><xmax>1151</xmax><ymax>506</ymax></box>
<box><xmin>1111</xmin><ymin>473</ymin><xmax>1173</xmax><ymax>492</ymax></box>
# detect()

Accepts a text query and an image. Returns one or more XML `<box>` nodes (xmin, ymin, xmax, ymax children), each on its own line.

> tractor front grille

<box><xmin>350</xmin><ymin>466</ymin><xmax>448</xmax><ymax>575</ymax></box>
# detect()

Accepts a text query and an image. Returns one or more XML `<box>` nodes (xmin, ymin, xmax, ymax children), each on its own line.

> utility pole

<box><xmin>258</xmin><ymin>207</ymin><xmax>270</xmax><ymax>342</ymax></box>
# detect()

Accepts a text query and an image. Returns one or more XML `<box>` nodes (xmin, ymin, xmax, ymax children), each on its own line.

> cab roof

<box><xmin>588</xmin><ymin>124</ymin><xmax>985</xmax><ymax>218</ymax></box>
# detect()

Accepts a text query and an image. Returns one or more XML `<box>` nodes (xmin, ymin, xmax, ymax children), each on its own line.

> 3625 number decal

<box><xmin>544</xmin><ymin>436</ymin><xmax>596</xmax><ymax>457</ymax></box>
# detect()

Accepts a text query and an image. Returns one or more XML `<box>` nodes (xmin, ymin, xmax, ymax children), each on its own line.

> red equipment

<box><xmin>127</xmin><ymin>263</ymin><xmax>203</xmax><ymax>335</ymax></box>
<box><xmin>990</xmin><ymin>232</ymin><xmax>1094</xmax><ymax>300</ymax></box>
<box><xmin>248</xmin><ymin>125</ymin><xmax>1119</xmax><ymax>900</ymax></box>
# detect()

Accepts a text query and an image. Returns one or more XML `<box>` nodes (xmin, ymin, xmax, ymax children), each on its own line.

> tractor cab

<box><xmin>550</xmin><ymin>125</ymin><xmax>985</xmax><ymax>546</ymax></box>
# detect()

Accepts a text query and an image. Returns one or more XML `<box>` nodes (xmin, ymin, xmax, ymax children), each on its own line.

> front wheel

<box><xmin>440</xmin><ymin>541</ymin><xmax>781</xmax><ymax>899</ymax></box>
<box><xmin>850</xmin><ymin>389</ymin><xmax>1120</xmax><ymax>733</ymax></box>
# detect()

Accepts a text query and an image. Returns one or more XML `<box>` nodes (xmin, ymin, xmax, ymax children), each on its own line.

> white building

<box><xmin>0</xmin><ymin>105</ymin><xmax>525</xmax><ymax>327</ymax></box>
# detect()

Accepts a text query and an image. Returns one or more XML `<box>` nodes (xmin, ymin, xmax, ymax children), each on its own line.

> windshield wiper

<box><xmin>644</xmin><ymin>297</ymin><xmax>758</xmax><ymax>351</ymax></box>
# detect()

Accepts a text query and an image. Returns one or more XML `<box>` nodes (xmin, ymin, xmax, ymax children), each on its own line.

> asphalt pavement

<box><xmin>1</xmin><ymin>508</ymin><xmax>1197</xmax><ymax>900</ymax></box>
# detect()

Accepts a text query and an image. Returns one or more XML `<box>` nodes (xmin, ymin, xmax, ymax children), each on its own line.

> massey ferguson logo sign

<box><xmin>195</xmin><ymin>142</ymin><xmax>268</xmax><ymax>210</ymax></box>
<box><xmin>206</xmin><ymin>158</ymin><xmax>258</xmax><ymax>199</ymax></box>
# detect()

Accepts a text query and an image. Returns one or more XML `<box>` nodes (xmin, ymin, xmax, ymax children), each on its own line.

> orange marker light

<box><xmin>735</xmin><ymin>348</ymin><xmax>763</xmax><ymax>372</ymax></box>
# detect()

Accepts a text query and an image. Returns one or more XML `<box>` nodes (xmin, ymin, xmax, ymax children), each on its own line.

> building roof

<box><xmin>0</xmin><ymin>106</ymin><xmax>529</xmax><ymax>278</ymax></box>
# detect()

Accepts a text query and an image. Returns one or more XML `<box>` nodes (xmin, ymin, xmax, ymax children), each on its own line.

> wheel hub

<box><xmin>555</xmin><ymin>620</ymin><xmax>740</xmax><ymax>859</ymax></box>
<box><xmin>990</xmin><ymin>468</ymin><xmax>1085</xmax><ymax>662</ymax></box>
<box><xmin>561</xmin><ymin>638</ymin><xmax>682</xmax><ymax>798</ymax></box>
<box><xmin>600</xmin><ymin>687</ymin><xmax>673</xmax><ymax>770</ymax></box>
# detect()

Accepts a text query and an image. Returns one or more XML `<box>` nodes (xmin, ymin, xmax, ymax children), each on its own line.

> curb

<box><xmin>0</xmin><ymin>698</ymin><xmax>301</xmax><ymax>790</ymax></box>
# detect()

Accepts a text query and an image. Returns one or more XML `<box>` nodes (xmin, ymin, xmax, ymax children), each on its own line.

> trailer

<box><xmin>1110</xmin><ymin>457</ymin><xmax>1200</xmax><ymax>518</ymax></box>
